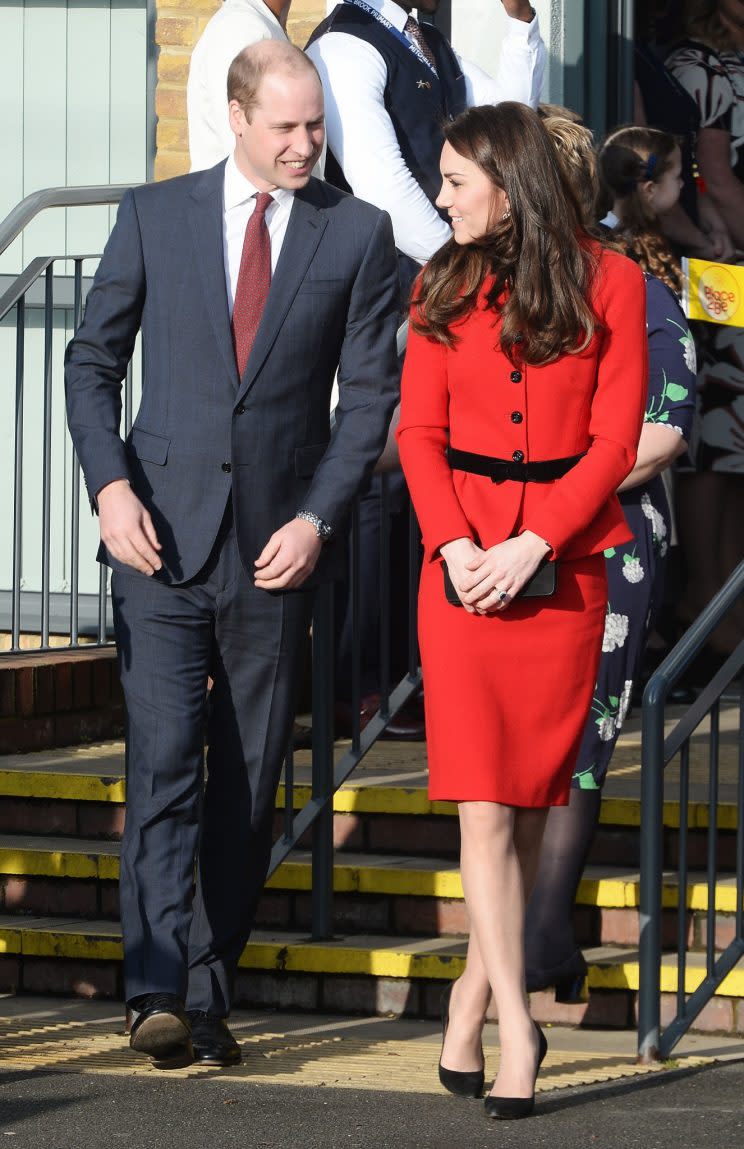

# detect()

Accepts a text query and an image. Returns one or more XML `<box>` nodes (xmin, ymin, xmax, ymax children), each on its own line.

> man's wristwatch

<box><xmin>295</xmin><ymin>510</ymin><xmax>334</xmax><ymax>541</ymax></box>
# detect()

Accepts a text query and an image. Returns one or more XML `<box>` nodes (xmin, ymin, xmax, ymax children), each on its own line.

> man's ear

<box><xmin>228</xmin><ymin>99</ymin><xmax>248</xmax><ymax>138</ymax></box>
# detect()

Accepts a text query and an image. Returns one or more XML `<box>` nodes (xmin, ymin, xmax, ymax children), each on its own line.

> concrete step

<box><xmin>0</xmin><ymin>835</ymin><xmax>738</xmax><ymax>953</ymax></box>
<box><xmin>1</xmin><ymin>916</ymin><xmax>743</xmax><ymax>1035</ymax></box>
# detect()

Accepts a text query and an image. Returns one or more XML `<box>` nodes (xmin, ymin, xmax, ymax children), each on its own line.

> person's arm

<box><xmin>658</xmin><ymin>198</ymin><xmax>733</xmax><ymax>261</ymax></box>
<box><xmin>459</xmin><ymin>1</ymin><xmax>546</xmax><ymax>108</ymax></box>
<box><xmin>696</xmin><ymin>127</ymin><xmax>744</xmax><ymax>249</ymax></box>
<box><xmin>520</xmin><ymin>255</ymin><xmax>649</xmax><ymax>557</ymax></box>
<box><xmin>618</xmin><ymin>277</ymin><xmax>696</xmax><ymax>492</ymax></box>
<box><xmin>64</xmin><ymin>192</ymin><xmax>163</xmax><ymax>575</ymax></box>
<box><xmin>307</xmin><ymin>33</ymin><xmax>450</xmax><ymax>263</ymax></box>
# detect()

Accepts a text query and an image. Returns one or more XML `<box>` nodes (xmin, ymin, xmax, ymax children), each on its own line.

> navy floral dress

<box><xmin>571</xmin><ymin>276</ymin><xmax>696</xmax><ymax>790</ymax></box>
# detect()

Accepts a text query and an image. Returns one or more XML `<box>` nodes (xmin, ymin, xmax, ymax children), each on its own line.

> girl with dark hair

<box><xmin>396</xmin><ymin>102</ymin><xmax>648</xmax><ymax>1120</ymax></box>
<box><xmin>523</xmin><ymin>121</ymin><xmax>697</xmax><ymax>999</ymax></box>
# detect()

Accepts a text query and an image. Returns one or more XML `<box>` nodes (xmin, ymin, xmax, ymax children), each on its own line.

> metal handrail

<box><xmin>638</xmin><ymin>558</ymin><xmax>744</xmax><ymax>1062</ymax></box>
<box><xmin>0</xmin><ymin>184</ymin><xmax>132</xmax><ymax>259</ymax></box>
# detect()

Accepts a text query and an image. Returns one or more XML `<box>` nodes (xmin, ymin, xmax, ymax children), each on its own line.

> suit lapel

<box><xmin>186</xmin><ymin>161</ymin><xmax>240</xmax><ymax>389</ymax></box>
<box><xmin>236</xmin><ymin>186</ymin><xmax>328</xmax><ymax>403</ymax></box>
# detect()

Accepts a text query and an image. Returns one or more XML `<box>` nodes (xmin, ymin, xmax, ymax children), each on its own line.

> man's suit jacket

<box><xmin>65</xmin><ymin>164</ymin><xmax>401</xmax><ymax>586</ymax></box>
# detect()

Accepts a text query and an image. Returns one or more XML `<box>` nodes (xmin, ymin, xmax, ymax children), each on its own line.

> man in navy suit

<box><xmin>65</xmin><ymin>40</ymin><xmax>399</xmax><ymax>1067</ymax></box>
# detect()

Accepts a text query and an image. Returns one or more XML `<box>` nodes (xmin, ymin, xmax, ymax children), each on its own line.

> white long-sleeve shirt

<box><xmin>188</xmin><ymin>0</ymin><xmax>289</xmax><ymax>173</ymax></box>
<box><xmin>306</xmin><ymin>0</ymin><xmax>546</xmax><ymax>263</ymax></box>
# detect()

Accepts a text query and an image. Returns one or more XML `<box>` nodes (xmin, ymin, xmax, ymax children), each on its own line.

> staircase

<box><xmin>1</xmin><ymin>717</ymin><xmax>742</xmax><ymax>1036</ymax></box>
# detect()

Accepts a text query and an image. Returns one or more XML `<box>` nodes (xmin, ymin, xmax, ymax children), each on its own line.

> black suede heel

<box><xmin>483</xmin><ymin>1021</ymin><xmax>548</xmax><ymax>1120</ymax></box>
<box><xmin>438</xmin><ymin>981</ymin><xmax>485</xmax><ymax>1099</ymax></box>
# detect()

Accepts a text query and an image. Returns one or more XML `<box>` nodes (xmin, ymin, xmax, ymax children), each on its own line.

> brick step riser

<box><xmin>0</xmin><ymin>798</ymin><xmax>737</xmax><ymax>873</ymax></box>
<box><xmin>0</xmin><ymin>954</ymin><xmax>741</xmax><ymax>1036</ymax></box>
<box><xmin>1</xmin><ymin>876</ymin><xmax>738</xmax><ymax>952</ymax></box>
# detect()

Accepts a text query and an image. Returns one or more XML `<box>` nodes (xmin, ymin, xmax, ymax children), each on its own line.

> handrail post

<box><xmin>311</xmin><ymin>581</ymin><xmax>335</xmax><ymax>940</ymax></box>
<box><xmin>638</xmin><ymin>671</ymin><xmax>666</xmax><ymax>1063</ymax></box>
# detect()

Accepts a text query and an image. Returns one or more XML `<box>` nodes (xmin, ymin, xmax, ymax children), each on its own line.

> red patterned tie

<box><xmin>404</xmin><ymin>15</ymin><xmax>438</xmax><ymax>76</ymax></box>
<box><xmin>231</xmin><ymin>191</ymin><xmax>273</xmax><ymax>378</ymax></box>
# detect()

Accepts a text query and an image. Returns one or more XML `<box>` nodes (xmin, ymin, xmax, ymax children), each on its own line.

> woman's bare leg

<box><xmin>439</xmin><ymin>801</ymin><xmax>549</xmax><ymax>1097</ymax></box>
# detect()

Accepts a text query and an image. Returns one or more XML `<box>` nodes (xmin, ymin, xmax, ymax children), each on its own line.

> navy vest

<box><xmin>307</xmin><ymin>5</ymin><xmax>468</xmax><ymax>209</ymax></box>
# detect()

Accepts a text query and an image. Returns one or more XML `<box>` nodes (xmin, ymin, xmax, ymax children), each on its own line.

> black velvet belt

<box><xmin>447</xmin><ymin>447</ymin><xmax>585</xmax><ymax>484</ymax></box>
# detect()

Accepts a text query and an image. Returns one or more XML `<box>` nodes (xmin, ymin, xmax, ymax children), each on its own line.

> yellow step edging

<box><xmin>2</xmin><ymin>923</ymin><xmax>744</xmax><ymax>998</ymax></box>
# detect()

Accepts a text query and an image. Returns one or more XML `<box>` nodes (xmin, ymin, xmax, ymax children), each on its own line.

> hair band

<box><xmin>644</xmin><ymin>154</ymin><xmax>658</xmax><ymax>180</ymax></box>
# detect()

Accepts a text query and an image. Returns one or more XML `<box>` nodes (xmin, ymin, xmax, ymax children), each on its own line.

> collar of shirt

<box><xmin>354</xmin><ymin>0</ymin><xmax>409</xmax><ymax>34</ymax></box>
<box><xmin>222</xmin><ymin>0</ymin><xmax>283</xmax><ymax>24</ymax></box>
<box><xmin>223</xmin><ymin>151</ymin><xmax>295</xmax><ymax>215</ymax></box>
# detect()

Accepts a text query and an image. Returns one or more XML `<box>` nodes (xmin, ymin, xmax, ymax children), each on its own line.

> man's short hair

<box><xmin>227</xmin><ymin>41</ymin><xmax>320</xmax><ymax>121</ymax></box>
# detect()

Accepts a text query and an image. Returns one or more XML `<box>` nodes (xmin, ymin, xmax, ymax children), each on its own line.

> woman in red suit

<box><xmin>396</xmin><ymin>103</ymin><xmax>648</xmax><ymax>1120</ymax></box>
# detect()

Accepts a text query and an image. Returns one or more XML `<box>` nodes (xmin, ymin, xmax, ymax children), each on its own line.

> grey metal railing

<box><xmin>638</xmin><ymin>560</ymin><xmax>744</xmax><ymax>1061</ymax></box>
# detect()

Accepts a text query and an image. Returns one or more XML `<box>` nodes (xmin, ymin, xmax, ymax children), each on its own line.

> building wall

<box><xmin>154</xmin><ymin>0</ymin><xmax>326</xmax><ymax>180</ymax></box>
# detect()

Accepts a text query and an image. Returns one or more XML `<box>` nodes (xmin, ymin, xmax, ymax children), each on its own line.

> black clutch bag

<box><xmin>443</xmin><ymin>560</ymin><xmax>557</xmax><ymax>607</ymax></box>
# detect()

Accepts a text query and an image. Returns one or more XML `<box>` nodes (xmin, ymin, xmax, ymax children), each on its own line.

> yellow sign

<box><xmin>683</xmin><ymin>257</ymin><xmax>744</xmax><ymax>326</ymax></box>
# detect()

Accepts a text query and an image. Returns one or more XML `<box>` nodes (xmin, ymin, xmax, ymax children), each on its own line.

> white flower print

<box><xmin>617</xmin><ymin>679</ymin><xmax>633</xmax><ymax>729</ymax></box>
<box><xmin>622</xmin><ymin>557</ymin><xmax>644</xmax><ymax>584</ymax></box>
<box><xmin>682</xmin><ymin>335</ymin><xmax>696</xmax><ymax>374</ymax></box>
<box><xmin>598</xmin><ymin>715</ymin><xmax>615</xmax><ymax>742</ymax></box>
<box><xmin>603</xmin><ymin>610</ymin><xmax>629</xmax><ymax>652</ymax></box>
<box><xmin>641</xmin><ymin>492</ymin><xmax>668</xmax><ymax>555</ymax></box>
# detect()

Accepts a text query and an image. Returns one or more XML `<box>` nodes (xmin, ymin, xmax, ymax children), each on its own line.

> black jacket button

<box><xmin>512</xmin><ymin>450</ymin><xmax>524</xmax><ymax>463</ymax></box>
<box><xmin>510</xmin><ymin>370</ymin><xmax>522</xmax><ymax>383</ymax></box>
<box><xmin>511</xmin><ymin>411</ymin><xmax>523</xmax><ymax>424</ymax></box>
<box><xmin>221</xmin><ymin>462</ymin><xmax>232</xmax><ymax>473</ymax></box>
<box><xmin>235</xmin><ymin>404</ymin><xmax>246</xmax><ymax>416</ymax></box>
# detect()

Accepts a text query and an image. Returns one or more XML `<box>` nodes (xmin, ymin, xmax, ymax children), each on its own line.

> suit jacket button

<box><xmin>235</xmin><ymin>404</ymin><xmax>246</xmax><ymax>416</ymax></box>
<box><xmin>510</xmin><ymin>370</ymin><xmax>522</xmax><ymax>383</ymax></box>
<box><xmin>512</xmin><ymin>450</ymin><xmax>524</xmax><ymax>463</ymax></box>
<box><xmin>510</xmin><ymin>411</ymin><xmax>523</xmax><ymax>424</ymax></box>
<box><xmin>221</xmin><ymin>462</ymin><xmax>232</xmax><ymax>473</ymax></box>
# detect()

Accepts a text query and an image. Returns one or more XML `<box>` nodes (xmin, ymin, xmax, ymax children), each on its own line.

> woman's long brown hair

<box><xmin>411</xmin><ymin>102</ymin><xmax>598</xmax><ymax>365</ymax></box>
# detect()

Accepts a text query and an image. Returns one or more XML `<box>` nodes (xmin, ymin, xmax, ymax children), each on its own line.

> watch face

<box><xmin>318</xmin><ymin>521</ymin><xmax>334</xmax><ymax>540</ymax></box>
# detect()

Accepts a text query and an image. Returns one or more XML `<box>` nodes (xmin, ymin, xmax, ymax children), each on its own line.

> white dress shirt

<box><xmin>188</xmin><ymin>0</ymin><xmax>289</xmax><ymax>173</ymax></box>
<box><xmin>223</xmin><ymin>153</ymin><xmax>295</xmax><ymax>314</ymax></box>
<box><xmin>306</xmin><ymin>0</ymin><xmax>546</xmax><ymax>264</ymax></box>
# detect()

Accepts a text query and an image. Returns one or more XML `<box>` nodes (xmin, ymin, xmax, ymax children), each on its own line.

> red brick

<box><xmin>529</xmin><ymin>988</ymin><xmax>632</xmax><ymax>1028</ymax></box>
<box><xmin>656</xmin><ymin>992</ymin><xmax>735</xmax><ymax>1034</ymax></box>
<box><xmin>0</xmin><ymin>956</ymin><xmax>20</xmax><ymax>991</ymax></box>
<box><xmin>253</xmin><ymin>891</ymin><xmax>292</xmax><ymax>929</ymax></box>
<box><xmin>0</xmin><ymin>716</ymin><xmax>55</xmax><ymax>753</ymax></box>
<box><xmin>0</xmin><ymin>670</ymin><xmax>16</xmax><ymax>717</ymax></box>
<box><xmin>0</xmin><ymin>797</ymin><xmax>77</xmax><ymax>835</ymax></box>
<box><xmin>78</xmin><ymin>804</ymin><xmax>126</xmax><ymax>840</ymax></box>
<box><xmin>233</xmin><ymin>971</ymin><xmax>319</xmax><ymax>1011</ymax></box>
<box><xmin>698</xmin><ymin>915</ymin><xmax>739</xmax><ymax>951</ymax></box>
<box><xmin>321</xmin><ymin>976</ymin><xmax>378</xmax><ymax>1015</ymax></box>
<box><xmin>392</xmin><ymin>896</ymin><xmax>469</xmax><ymax>937</ymax></box>
<box><xmin>366</xmin><ymin>815</ymin><xmax>460</xmax><ymax>857</ymax></box>
<box><xmin>54</xmin><ymin>662</ymin><xmax>73</xmax><ymax>712</ymax></box>
<box><xmin>100</xmin><ymin>884</ymin><xmax>120</xmax><ymax>918</ymax></box>
<box><xmin>16</xmin><ymin>668</ymin><xmax>35</xmax><ymax>717</ymax></box>
<box><xmin>733</xmin><ymin>1000</ymin><xmax>744</xmax><ymax>1035</ymax></box>
<box><xmin>333</xmin><ymin>813</ymin><xmax>364</xmax><ymax>851</ymax></box>
<box><xmin>22</xmin><ymin>958</ymin><xmax>119</xmax><ymax>998</ymax></box>
<box><xmin>294</xmin><ymin>892</ymin><xmax>390</xmax><ymax>934</ymax></box>
<box><xmin>588</xmin><ymin>828</ymin><xmax>640</xmax><ymax>868</ymax></box>
<box><xmin>92</xmin><ymin>659</ymin><xmax>112</xmax><ymax>707</ymax></box>
<box><xmin>2</xmin><ymin>876</ymin><xmax>98</xmax><ymax>917</ymax></box>
<box><xmin>34</xmin><ymin>665</ymin><xmax>55</xmax><ymax>715</ymax></box>
<box><xmin>54</xmin><ymin>707</ymin><xmax>124</xmax><ymax>747</ymax></box>
<box><xmin>376</xmin><ymin>977</ymin><xmax>419</xmax><ymax>1016</ymax></box>
<box><xmin>597</xmin><ymin>908</ymin><xmax>640</xmax><ymax>947</ymax></box>
<box><xmin>72</xmin><ymin>662</ymin><xmax>92</xmax><ymax>709</ymax></box>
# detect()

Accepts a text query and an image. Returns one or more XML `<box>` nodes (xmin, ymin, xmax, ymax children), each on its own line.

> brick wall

<box><xmin>155</xmin><ymin>0</ymin><xmax>327</xmax><ymax>180</ymax></box>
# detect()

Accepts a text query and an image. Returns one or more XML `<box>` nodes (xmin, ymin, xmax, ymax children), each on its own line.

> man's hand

<box><xmin>97</xmin><ymin>479</ymin><xmax>163</xmax><ymax>576</ymax></box>
<box><xmin>501</xmin><ymin>0</ymin><xmax>535</xmax><ymax>21</ymax></box>
<box><xmin>254</xmin><ymin>518</ymin><xmax>323</xmax><ymax>590</ymax></box>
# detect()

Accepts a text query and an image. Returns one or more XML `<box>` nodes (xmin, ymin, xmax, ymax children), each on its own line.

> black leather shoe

<box><xmin>484</xmin><ymin>1022</ymin><xmax>548</xmax><ymax>1120</ymax></box>
<box><xmin>526</xmin><ymin>948</ymin><xmax>588</xmax><ymax>1001</ymax></box>
<box><xmin>187</xmin><ymin>1011</ymin><xmax>242</xmax><ymax>1066</ymax></box>
<box><xmin>438</xmin><ymin>980</ymin><xmax>485</xmax><ymax>1098</ymax></box>
<box><xmin>129</xmin><ymin>993</ymin><xmax>191</xmax><ymax>1061</ymax></box>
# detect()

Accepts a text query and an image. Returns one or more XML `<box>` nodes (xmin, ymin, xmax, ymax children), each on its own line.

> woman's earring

<box><xmin>501</xmin><ymin>208</ymin><xmax>511</xmax><ymax>221</ymax></box>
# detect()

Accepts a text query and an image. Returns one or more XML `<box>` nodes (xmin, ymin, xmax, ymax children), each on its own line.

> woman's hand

<box><xmin>457</xmin><ymin>531</ymin><xmax>551</xmax><ymax>614</ymax></box>
<box><xmin>439</xmin><ymin>537</ymin><xmax>486</xmax><ymax>613</ymax></box>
